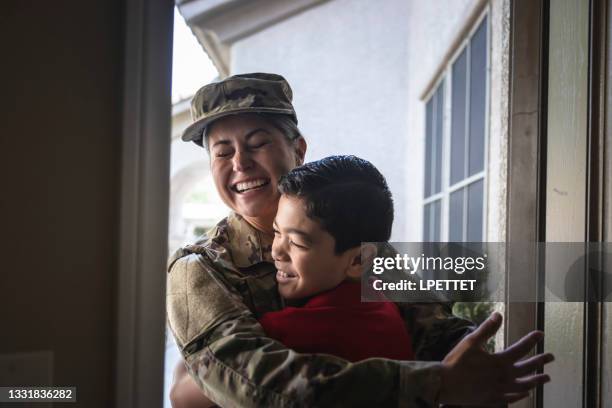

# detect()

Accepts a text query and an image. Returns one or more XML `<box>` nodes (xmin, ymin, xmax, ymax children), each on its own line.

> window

<box><xmin>423</xmin><ymin>15</ymin><xmax>488</xmax><ymax>243</ymax></box>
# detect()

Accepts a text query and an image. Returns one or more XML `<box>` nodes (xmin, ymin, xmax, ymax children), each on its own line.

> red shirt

<box><xmin>259</xmin><ymin>281</ymin><xmax>414</xmax><ymax>362</ymax></box>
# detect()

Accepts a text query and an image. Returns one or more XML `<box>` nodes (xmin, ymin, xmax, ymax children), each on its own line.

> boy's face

<box><xmin>271</xmin><ymin>195</ymin><xmax>354</xmax><ymax>300</ymax></box>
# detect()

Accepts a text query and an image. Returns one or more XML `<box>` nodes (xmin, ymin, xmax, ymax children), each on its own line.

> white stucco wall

<box><xmin>232</xmin><ymin>0</ymin><xmax>413</xmax><ymax>239</ymax></box>
<box><xmin>230</xmin><ymin>0</ymin><xmax>505</xmax><ymax>241</ymax></box>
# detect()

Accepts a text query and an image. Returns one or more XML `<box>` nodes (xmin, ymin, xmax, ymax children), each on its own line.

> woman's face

<box><xmin>207</xmin><ymin>114</ymin><xmax>306</xmax><ymax>230</ymax></box>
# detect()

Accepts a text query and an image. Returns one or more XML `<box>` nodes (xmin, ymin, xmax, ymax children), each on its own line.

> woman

<box><xmin>167</xmin><ymin>73</ymin><xmax>553</xmax><ymax>407</ymax></box>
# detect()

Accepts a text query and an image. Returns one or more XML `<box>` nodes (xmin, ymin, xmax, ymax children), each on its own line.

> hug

<box><xmin>167</xmin><ymin>73</ymin><xmax>553</xmax><ymax>407</ymax></box>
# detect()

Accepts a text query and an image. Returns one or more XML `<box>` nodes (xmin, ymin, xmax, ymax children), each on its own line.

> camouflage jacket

<box><xmin>167</xmin><ymin>213</ymin><xmax>474</xmax><ymax>408</ymax></box>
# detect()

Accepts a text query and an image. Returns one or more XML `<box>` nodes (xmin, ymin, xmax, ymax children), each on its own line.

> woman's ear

<box><xmin>294</xmin><ymin>137</ymin><xmax>307</xmax><ymax>165</ymax></box>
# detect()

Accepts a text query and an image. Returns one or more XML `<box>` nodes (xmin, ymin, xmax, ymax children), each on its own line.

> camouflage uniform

<box><xmin>167</xmin><ymin>212</ymin><xmax>474</xmax><ymax>408</ymax></box>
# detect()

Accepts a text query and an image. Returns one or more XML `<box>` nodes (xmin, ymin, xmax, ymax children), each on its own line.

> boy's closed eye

<box><xmin>273</xmin><ymin>221</ymin><xmax>312</xmax><ymax>249</ymax></box>
<box><xmin>288</xmin><ymin>237</ymin><xmax>309</xmax><ymax>249</ymax></box>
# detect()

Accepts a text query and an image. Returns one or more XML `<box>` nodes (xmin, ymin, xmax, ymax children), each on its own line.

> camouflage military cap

<box><xmin>182</xmin><ymin>73</ymin><xmax>298</xmax><ymax>146</ymax></box>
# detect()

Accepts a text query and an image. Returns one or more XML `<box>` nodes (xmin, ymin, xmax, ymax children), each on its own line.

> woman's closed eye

<box><xmin>214</xmin><ymin>148</ymin><xmax>233</xmax><ymax>158</ymax></box>
<box><xmin>247</xmin><ymin>140</ymin><xmax>270</xmax><ymax>150</ymax></box>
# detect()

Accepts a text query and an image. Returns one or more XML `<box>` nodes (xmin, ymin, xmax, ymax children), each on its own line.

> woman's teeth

<box><xmin>234</xmin><ymin>179</ymin><xmax>269</xmax><ymax>193</ymax></box>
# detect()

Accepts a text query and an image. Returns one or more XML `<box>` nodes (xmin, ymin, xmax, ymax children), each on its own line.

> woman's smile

<box><xmin>231</xmin><ymin>177</ymin><xmax>271</xmax><ymax>193</ymax></box>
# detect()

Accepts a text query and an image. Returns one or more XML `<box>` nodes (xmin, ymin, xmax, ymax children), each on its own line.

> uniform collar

<box><xmin>177</xmin><ymin>212</ymin><xmax>274</xmax><ymax>271</ymax></box>
<box><xmin>224</xmin><ymin>212</ymin><xmax>274</xmax><ymax>268</ymax></box>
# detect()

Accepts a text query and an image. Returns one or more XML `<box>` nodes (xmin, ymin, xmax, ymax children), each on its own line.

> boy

<box><xmin>262</xmin><ymin>155</ymin><xmax>414</xmax><ymax>361</ymax></box>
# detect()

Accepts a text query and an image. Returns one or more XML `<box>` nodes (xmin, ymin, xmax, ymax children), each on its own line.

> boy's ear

<box><xmin>344</xmin><ymin>244</ymin><xmax>378</xmax><ymax>280</ymax></box>
<box><xmin>360</xmin><ymin>243</ymin><xmax>378</xmax><ymax>269</ymax></box>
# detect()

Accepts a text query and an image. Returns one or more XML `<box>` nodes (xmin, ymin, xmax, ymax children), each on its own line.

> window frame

<box><xmin>422</xmin><ymin>9</ymin><xmax>491</xmax><ymax>243</ymax></box>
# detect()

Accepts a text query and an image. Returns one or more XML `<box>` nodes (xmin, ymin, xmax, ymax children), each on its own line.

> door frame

<box><xmin>507</xmin><ymin>0</ymin><xmax>611</xmax><ymax>406</ymax></box>
<box><xmin>505</xmin><ymin>0</ymin><xmax>547</xmax><ymax>406</ymax></box>
<box><xmin>115</xmin><ymin>0</ymin><xmax>174</xmax><ymax>407</ymax></box>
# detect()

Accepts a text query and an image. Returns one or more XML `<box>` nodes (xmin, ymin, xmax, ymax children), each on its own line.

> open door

<box><xmin>508</xmin><ymin>0</ymin><xmax>610</xmax><ymax>406</ymax></box>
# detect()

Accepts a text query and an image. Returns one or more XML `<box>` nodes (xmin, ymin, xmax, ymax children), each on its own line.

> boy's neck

<box><xmin>283</xmin><ymin>279</ymin><xmax>360</xmax><ymax>306</ymax></box>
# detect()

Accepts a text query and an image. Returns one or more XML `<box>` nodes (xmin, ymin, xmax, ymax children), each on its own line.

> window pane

<box><xmin>433</xmin><ymin>199</ymin><xmax>441</xmax><ymax>241</ymax></box>
<box><xmin>451</xmin><ymin>49</ymin><xmax>467</xmax><ymax>185</ymax></box>
<box><xmin>423</xmin><ymin>203</ymin><xmax>431</xmax><ymax>241</ymax></box>
<box><xmin>424</xmin><ymin>201</ymin><xmax>441</xmax><ymax>242</ymax></box>
<box><xmin>424</xmin><ymin>99</ymin><xmax>433</xmax><ymax>198</ymax></box>
<box><xmin>467</xmin><ymin>179</ymin><xmax>483</xmax><ymax>241</ymax></box>
<box><xmin>468</xmin><ymin>17</ymin><xmax>487</xmax><ymax>176</ymax></box>
<box><xmin>449</xmin><ymin>188</ymin><xmax>464</xmax><ymax>241</ymax></box>
<box><xmin>434</xmin><ymin>83</ymin><xmax>444</xmax><ymax>194</ymax></box>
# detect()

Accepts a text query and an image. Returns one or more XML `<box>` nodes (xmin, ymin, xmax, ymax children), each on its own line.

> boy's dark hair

<box><xmin>278</xmin><ymin>155</ymin><xmax>393</xmax><ymax>253</ymax></box>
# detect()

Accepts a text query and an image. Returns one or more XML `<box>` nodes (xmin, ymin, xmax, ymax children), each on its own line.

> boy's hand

<box><xmin>439</xmin><ymin>312</ymin><xmax>554</xmax><ymax>405</ymax></box>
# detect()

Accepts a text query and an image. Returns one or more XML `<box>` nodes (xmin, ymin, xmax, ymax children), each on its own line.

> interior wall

<box><xmin>0</xmin><ymin>0</ymin><xmax>125</xmax><ymax>406</ymax></box>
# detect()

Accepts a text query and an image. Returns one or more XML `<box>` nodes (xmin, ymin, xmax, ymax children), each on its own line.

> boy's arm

<box><xmin>167</xmin><ymin>253</ymin><xmax>443</xmax><ymax>408</ymax></box>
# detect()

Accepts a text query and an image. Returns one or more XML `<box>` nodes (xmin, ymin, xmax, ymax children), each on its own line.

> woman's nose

<box><xmin>232</xmin><ymin>148</ymin><xmax>253</xmax><ymax>172</ymax></box>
